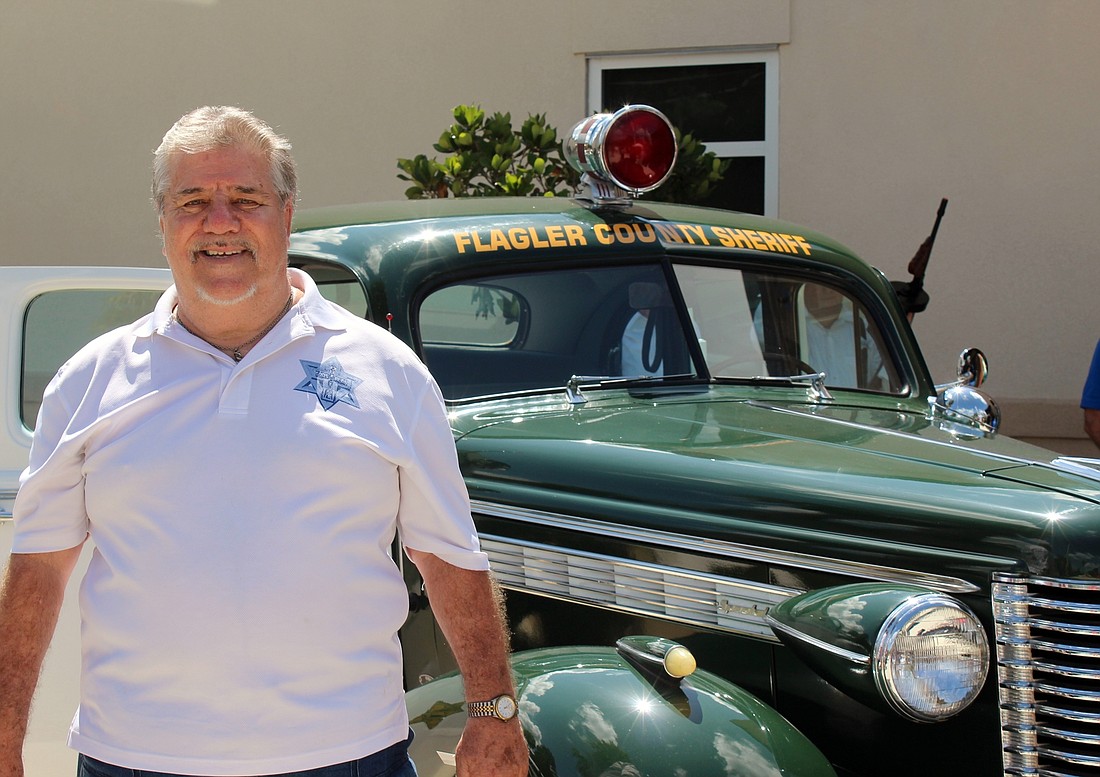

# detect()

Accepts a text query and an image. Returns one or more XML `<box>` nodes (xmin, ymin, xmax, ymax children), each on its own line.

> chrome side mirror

<box><xmin>932</xmin><ymin>348</ymin><xmax>1000</xmax><ymax>433</ymax></box>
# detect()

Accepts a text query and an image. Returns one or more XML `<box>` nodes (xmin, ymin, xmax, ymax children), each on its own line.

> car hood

<box><xmin>453</xmin><ymin>391</ymin><xmax>1100</xmax><ymax>579</ymax></box>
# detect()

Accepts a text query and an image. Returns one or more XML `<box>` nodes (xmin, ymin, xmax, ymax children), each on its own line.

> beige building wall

<box><xmin>2</xmin><ymin>0</ymin><xmax>1096</xmax><ymax>453</ymax></box>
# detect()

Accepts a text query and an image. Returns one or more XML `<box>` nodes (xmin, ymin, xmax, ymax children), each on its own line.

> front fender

<box><xmin>406</xmin><ymin>641</ymin><xmax>836</xmax><ymax>777</ymax></box>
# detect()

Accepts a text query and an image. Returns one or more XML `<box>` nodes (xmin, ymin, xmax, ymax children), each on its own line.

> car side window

<box><xmin>419</xmin><ymin>265</ymin><xmax>692</xmax><ymax>400</ymax></box>
<box><xmin>21</xmin><ymin>289</ymin><xmax>162</xmax><ymax>429</ymax></box>
<box><xmin>420</xmin><ymin>285</ymin><xmax>522</xmax><ymax>346</ymax></box>
<box><xmin>293</xmin><ymin>260</ymin><xmax>369</xmax><ymax>317</ymax></box>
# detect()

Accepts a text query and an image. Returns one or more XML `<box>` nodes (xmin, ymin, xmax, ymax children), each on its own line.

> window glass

<box><xmin>294</xmin><ymin>260</ymin><xmax>368</xmax><ymax>317</ymax></box>
<box><xmin>590</xmin><ymin>51</ymin><xmax>778</xmax><ymax>215</ymax></box>
<box><xmin>419</xmin><ymin>265</ymin><xmax>698</xmax><ymax>400</ymax></box>
<box><xmin>418</xmin><ymin>262</ymin><xmax>901</xmax><ymax>401</ymax></box>
<box><xmin>675</xmin><ymin>264</ymin><xmax>901</xmax><ymax>393</ymax></box>
<box><xmin>601</xmin><ymin>62</ymin><xmax>766</xmax><ymax>142</ymax></box>
<box><xmin>707</xmin><ymin>157</ymin><xmax>766</xmax><ymax>217</ymax></box>
<box><xmin>22</xmin><ymin>289</ymin><xmax>161</xmax><ymax>428</ymax></box>
<box><xmin>420</xmin><ymin>285</ymin><xmax>522</xmax><ymax>346</ymax></box>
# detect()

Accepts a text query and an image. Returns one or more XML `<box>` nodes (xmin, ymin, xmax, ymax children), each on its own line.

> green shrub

<box><xmin>398</xmin><ymin>104</ymin><xmax>728</xmax><ymax>205</ymax></box>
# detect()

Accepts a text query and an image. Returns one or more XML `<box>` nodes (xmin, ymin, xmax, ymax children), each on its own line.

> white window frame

<box><xmin>587</xmin><ymin>49</ymin><xmax>779</xmax><ymax>217</ymax></box>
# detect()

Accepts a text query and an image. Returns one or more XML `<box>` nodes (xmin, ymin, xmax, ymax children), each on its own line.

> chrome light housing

<box><xmin>872</xmin><ymin>593</ymin><xmax>989</xmax><ymax>721</ymax></box>
<box><xmin>768</xmin><ymin>583</ymin><xmax>989</xmax><ymax>722</ymax></box>
<box><xmin>564</xmin><ymin>105</ymin><xmax>678</xmax><ymax>203</ymax></box>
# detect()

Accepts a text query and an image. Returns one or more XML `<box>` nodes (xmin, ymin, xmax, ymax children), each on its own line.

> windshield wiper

<box><xmin>565</xmin><ymin>373</ymin><xmax>695</xmax><ymax>405</ymax></box>
<box><xmin>716</xmin><ymin>370</ymin><xmax>833</xmax><ymax>402</ymax></box>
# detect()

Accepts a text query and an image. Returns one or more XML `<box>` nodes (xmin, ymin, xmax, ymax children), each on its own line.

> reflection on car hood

<box><xmin>454</xmin><ymin>392</ymin><xmax>1100</xmax><ymax>579</ymax></box>
<box><xmin>457</xmin><ymin>393</ymin><xmax>1079</xmax><ymax>478</ymax></box>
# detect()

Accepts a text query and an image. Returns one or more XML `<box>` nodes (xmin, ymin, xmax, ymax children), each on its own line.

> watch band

<box><xmin>467</xmin><ymin>693</ymin><xmax>518</xmax><ymax>720</ymax></box>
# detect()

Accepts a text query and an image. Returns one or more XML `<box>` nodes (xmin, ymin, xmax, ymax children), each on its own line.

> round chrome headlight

<box><xmin>872</xmin><ymin>594</ymin><xmax>989</xmax><ymax>721</ymax></box>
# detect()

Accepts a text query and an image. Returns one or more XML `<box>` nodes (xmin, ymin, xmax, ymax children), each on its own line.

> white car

<box><xmin>0</xmin><ymin>266</ymin><xmax>171</xmax><ymax>774</ymax></box>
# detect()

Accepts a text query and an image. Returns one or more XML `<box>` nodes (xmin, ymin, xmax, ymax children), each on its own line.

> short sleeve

<box><xmin>12</xmin><ymin>367</ymin><xmax>91</xmax><ymax>553</ymax></box>
<box><xmin>396</xmin><ymin>378</ymin><xmax>488</xmax><ymax>571</ymax></box>
<box><xmin>1083</xmin><ymin>340</ymin><xmax>1100</xmax><ymax>410</ymax></box>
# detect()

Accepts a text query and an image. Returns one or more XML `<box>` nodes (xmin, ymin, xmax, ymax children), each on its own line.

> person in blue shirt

<box><xmin>1082</xmin><ymin>339</ymin><xmax>1100</xmax><ymax>448</ymax></box>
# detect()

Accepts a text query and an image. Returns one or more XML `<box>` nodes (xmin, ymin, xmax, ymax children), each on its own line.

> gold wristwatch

<box><xmin>466</xmin><ymin>693</ymin><xmax>518</xmax><ymax>721</ymax></box>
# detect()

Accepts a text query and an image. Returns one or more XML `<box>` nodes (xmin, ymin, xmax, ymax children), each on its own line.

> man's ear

<box><xmin>283</xmin><ymin>200</ymin><xmax>295</xmax><ymax>244</ymax></box>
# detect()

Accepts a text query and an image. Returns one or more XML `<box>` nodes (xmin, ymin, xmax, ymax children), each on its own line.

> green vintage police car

<box><xmin>4</xmin><ymin>107</ymin><xmax>1099</xmax><ymax>776</ymax></box>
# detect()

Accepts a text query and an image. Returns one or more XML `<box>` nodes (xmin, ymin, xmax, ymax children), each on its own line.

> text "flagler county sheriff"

<box><xmin>452</xmin><ymin>221</ymin><xmax>813</xmax><ymax>257</ymax></box>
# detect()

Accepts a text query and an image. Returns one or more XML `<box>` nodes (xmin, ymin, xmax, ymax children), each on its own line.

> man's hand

<box><xmin>406</xmin><ymin>548</ymin><xmax>528</xmax><ymax>776</ymax></box>
<box><xmin>455</xmin><ymin>717</ymin><xmax>527</xmax><ymax>777</ymax></box>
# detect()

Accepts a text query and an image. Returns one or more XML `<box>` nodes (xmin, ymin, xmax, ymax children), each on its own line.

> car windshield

<box><xmin>419</xmin><ymin>262</ymin><xmax>903</xmax><ymax>400</ymax></box>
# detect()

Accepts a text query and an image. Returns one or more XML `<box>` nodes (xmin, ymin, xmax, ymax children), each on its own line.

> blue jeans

<box><xmin>76</xmin><ymin>735</ymin><xmax>418</xmax><ymax>777</ymax></box>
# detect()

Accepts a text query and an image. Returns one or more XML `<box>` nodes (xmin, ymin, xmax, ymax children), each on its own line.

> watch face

<box><xmin>496</xmin><ymin>695</ymin><xmax>517</xmax><ymax>719</ymax></box>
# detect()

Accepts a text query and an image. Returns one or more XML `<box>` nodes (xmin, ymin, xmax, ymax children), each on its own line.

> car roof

<box><xmin>290</xmin><ymin>196</ymin><xmax>874</xmax><ymax>280</ymax></box>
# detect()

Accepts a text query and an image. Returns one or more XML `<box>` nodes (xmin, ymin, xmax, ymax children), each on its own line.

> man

<box><xmin>0</xmin><ymin>106</ymin><xmax>527</xmax><ymax>777</ymax></box>
<box><xmin>802</xmin><ymin>283</ymin><xmax>885</xmax><ymax>390</ymax></box>
<box><xmin>1083</xmin><ymin>339</ymin><xmax>1100</xmax><ymax>449</ymax></box>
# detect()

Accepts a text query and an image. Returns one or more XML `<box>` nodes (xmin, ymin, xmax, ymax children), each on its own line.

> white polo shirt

<box><xmin>14</xmin><ymin>269</ymin><xmax>487</xmax><ymax>775</ymax></box>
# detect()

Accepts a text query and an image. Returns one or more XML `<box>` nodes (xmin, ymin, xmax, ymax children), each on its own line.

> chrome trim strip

<box><xmin>481</xmin><ymin>534</ymin><xmax>799</xmax><ymax>642</ymax></box>
<box><xmin>471</xmin><ymin>499</ymin><xmax>979</xmax><ymax>594</ymax></box>
<box><xmin>749</xmin><ymin>400</ymin><xmax>1062</xmax><ymax>473</ymax></box>
<box><xmin>766</xmin><ymin>616</ymin><xmax>870</xmax><ymax>665</ymax></box>
<box><xmin>1030</xmin><ymin>617</ymin><xmax>1100</xmax><ymax>637</ymax></box>
<box><xmin>1039</xmin><ymin>726</ymin><xmax>1100</xmax><ymax>746</ymax></box>
<box><xmin>1049</xmin><ymin>457</ymin><xmax>1100</xmax><ymax>483</ymax></box>
<box><xmin>1032</xmin><ymin>576</ymin><xmax>1100</xmax><ymax>592</ymax></box>
<box><xmin>1029</xmin><ymin>596</ymin><xmax>1100</xmax><ymax>614</ymax></box>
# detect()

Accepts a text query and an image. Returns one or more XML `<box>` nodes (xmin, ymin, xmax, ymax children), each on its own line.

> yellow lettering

<box><xmin>728</xmin><ymin>229</ymin><xmax>753</xmax><ymax>249</ymax></box>
<box><xmin>743</xmin><ymin>230</ymin><xmax>769</xmax><ymax>251</ymax></box>
<box><xmin>655</xmin><ymin>223</ymin><xmax>683</xmax><ymax>242</ymax></box>
<box><xmin>564</xmin><ymin>224</ymin><xmax>585</xmax><ymax>246</ymax></box>
<box><xmin>759</xmin><ymin>231</ymin><xmax>784</xmax><ymax>253</ymax></box>
<box><xmin>545</xmin><ymin>225</ymin><xmax>567</xmax><ymax>248</ymax></box>
<box><xmin>680</xmin><ymin>224</ymin><xmax>710</xmax><ymax>245</ymax></box>
<box><xmin>457</xmin><ymin>221</ymin><xmax>805</xmax><ymax>257</ymax></box>
<box><xmin>713</xmin><ymin>227</ymin><xmax>736</xmax><ymax>248</ymax></box>
<box><xmin>508</xmin><ymin>227</ymin><xmax>530</xmax><ymax>250</ymax></box>
<box><xmin>564</xmin><ymin>224</ymin><xmax>586</xmax><ymax>246</ymax></box>
<box><xmin>471</xmin><ymin>231</ymin><xmax>493</xmax><ymax>252</ymax></box>
<box><xmin>612</xmin><ymin>223</ymin><xmax>636</xmax><ymax>244</ymax></box>
<box><xmin>773</xmin><ymin>233</ymin><xmax>796</xmax><ymax>253</ymax></box>
<box><xmin>730</xmin><ymin>226</ymin><xmax>756</xmax><ymax>248</ymax></box>
<box><xmin>529</xmin><ymin>227</ymin><xmax>550</xmax><ymax>249</ymax></box>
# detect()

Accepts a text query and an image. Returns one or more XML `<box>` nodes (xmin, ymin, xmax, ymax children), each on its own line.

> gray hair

<box><xmin>152</xmin><ymin>106</ymin><xmax>297</xmax><ymax>213</ymax></box>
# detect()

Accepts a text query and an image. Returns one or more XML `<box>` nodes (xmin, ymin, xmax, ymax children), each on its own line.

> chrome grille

<box><xmin>481</xmin><ymin>534</ymin><xmax>798</xmax><ymax>641</ymax></box>
<box><xmin>995</xmin><ymin>573</ymin><xmax>1100</xmax><ymax>776</ymax></box>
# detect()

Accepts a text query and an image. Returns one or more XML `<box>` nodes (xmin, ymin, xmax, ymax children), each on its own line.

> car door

<box><xmin>0</xmin><ymin>266</ymin><xmax>170</xmax><ymax>773</ymax></box>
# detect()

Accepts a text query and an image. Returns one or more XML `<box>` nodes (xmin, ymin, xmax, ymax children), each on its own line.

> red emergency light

<box><xmin>565</xmin><ymin>105</ymin><xmax>677</xmax><ymax>201</ymax></box>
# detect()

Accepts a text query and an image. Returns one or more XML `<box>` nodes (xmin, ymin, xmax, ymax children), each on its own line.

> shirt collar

<box><xmin>137</xmin><ymin>266</ymin><xmax>351</xmax><ymax>340</ymax></box>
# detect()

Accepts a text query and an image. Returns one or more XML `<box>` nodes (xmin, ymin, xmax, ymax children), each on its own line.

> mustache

<box><xmin>188</xmin><ymin>240</ymin><xmax>257</xmax><ymax>259</ymax></box>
